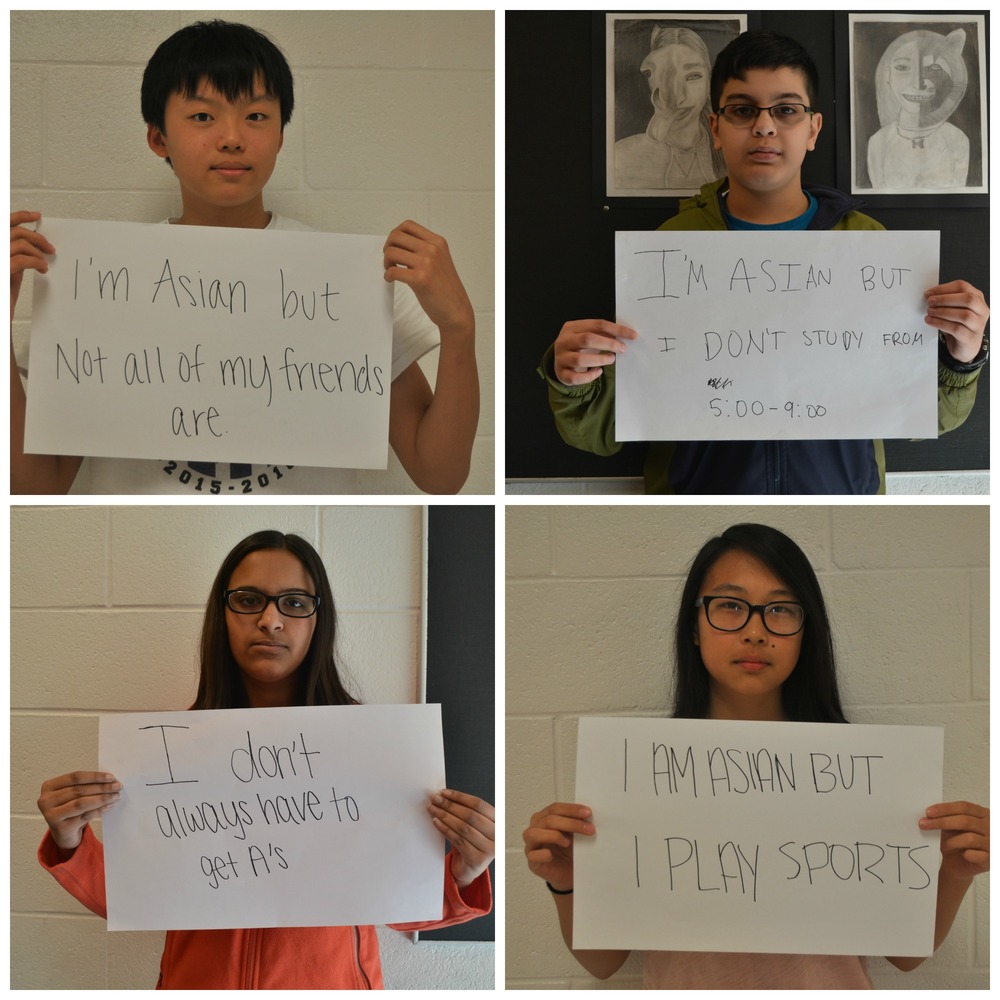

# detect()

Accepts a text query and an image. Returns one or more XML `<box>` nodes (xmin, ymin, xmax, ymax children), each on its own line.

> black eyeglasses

<box><xmin>225</xmin><ymin>590</ymin><xmax>320</xmax><ymax>618</ymax></box>
<box><xmin>696</xmin><ymin>595</ymin><xmax>805</xmax><ymax>636</ymax></box>
<box><xmin>716</xmin><ymin>103</ymin><xmax>814</xmax><ymax>127</ymax></box>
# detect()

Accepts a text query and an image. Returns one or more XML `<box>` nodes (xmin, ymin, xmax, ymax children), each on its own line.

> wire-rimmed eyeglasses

<box><xmin>695</xmin><ymin>595</ymin><xmax>805</xmax><ymax>636</ymax></box>
<box><xmin>224</xmin><ymin>589</ymin><xmax>320</xmax><ymax>618</ymax></box>
<box><xmin>716</xmin><ymin>103</ymin><xmax>814</xmax><ymax>128</ymax></box>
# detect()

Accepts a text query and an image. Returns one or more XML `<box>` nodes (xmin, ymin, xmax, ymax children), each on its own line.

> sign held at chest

<box><xmin>615</xmin><ymin>230</ymin><xmax>940</xmax><ymax>442</ymax></box>
<box><xmin>25</xmin><ymin>219</ymin><xmax>394</xmax><ymax>469</ymax></box>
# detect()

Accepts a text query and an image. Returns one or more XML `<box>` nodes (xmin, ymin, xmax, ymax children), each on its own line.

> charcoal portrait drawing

<box><xmin>850</xmin><ymin>15</ymin><xmax>987</xmax><ymax>195</ymax></box>
<box><xmin>607</xmin><ymin>15</ymin><xmax>743</xmax><ymax>198</ymax></box>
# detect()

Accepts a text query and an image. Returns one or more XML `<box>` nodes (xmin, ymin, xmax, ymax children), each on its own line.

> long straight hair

<box><xmin>193</xmin><ymin>531</ymin><xmax>358</xmax><ymax>710</ymax></box>
<box><xmin>672</xmin><ymin>523</ymin><xmax>848</xmax><ymax>723</ymax></box>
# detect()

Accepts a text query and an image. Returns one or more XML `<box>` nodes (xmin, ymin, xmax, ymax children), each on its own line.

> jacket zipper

<box><xmin>243</xmin><ymin>929</ymin><xmax>260</xmax><ymax>989</ymax></box>
<box><xmin>239</xmin><ymin>927</ymin><xmax>369</xmax><ymax>988</ymax></box>
<box><xmin>353</xmin><ymin>926</ymin><xmax>372</xmax><ymax>989</ymax></box>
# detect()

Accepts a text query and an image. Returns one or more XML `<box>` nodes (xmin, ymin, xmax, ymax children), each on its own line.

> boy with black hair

<box><xmin>12</xmin><ymin>19</ymin><xmax>479</xmax><ymax>495</ymax></box>
<box><xmin>540</xmin><ymin>29</ymin><xmax>988</xmax><ymax>494</ymax></box>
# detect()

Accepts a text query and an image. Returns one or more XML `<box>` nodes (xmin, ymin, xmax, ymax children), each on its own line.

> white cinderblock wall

<box><xmin>10</xmin><ymin>10</ymin><xmax>495</xmax><ymax>495</ymax></box>
<box><xmin>506</xmin><ymin>504</ymin><xmax>989</xmax><ymax>990</ymax></box>
<box><xmin>11</xmin><ymin>505</ymin><xmax>493</xmax><ymax>989</ymax></box>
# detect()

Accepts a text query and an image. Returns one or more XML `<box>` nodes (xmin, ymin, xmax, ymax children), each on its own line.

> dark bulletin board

<box><xmin>505</xmin><ymin>11</ymin><xmax>989</xmax><ymax>483</ymax></box>
<box><xmin>421</xmin><ymin>505</ymin><xmax>495</xmax><ymax>941</ymax></box>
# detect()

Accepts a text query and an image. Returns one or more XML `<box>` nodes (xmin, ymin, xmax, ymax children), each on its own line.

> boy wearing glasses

<box><xmin>541</xmin><ymin>30</ymin><xmax>988</xmax><ymax>494</ymax></box>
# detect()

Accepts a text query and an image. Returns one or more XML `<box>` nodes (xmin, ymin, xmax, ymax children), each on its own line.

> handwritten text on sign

<box><xmin>574</xmin><ymin>718</ymin><xmax>943</xmax><ymax>957</ymax></box>
<box><xmin>615</xmin><ymin>231</ymin><xmax>940</xmax><ymax>441</ymax></box>
<box><xmin>25</xmin><ymin>219</ymin><xmax>393</xmax><ymax>468</ymax></box>
<box><xmin>99</xmin><ymin>704</ymin><xmax>445</xmax><ymax>931</ymax></box>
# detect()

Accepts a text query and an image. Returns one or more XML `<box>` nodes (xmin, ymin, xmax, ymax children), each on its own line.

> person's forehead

<box><xmin>702</xmin><ymin>549</ymin><xmax>795</xmax><ymax>595</ymax></box>
<box><xmin>228</xmin><ymin>549</ymin><xmax>315</xmax><ymax>589</ymax></box>
<box><xmin>171</xmin><ymin>75</ymin><xmax>278</xmax><ymax>106</ymax></box>
<box><xmin>718</xmin><ymin>66</ymin><xmax>810</xmax><ymax>103</ymax></box>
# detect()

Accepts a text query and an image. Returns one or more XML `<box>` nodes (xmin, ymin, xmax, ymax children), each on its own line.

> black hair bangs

<box><xmin>672</xmin><ymin>523</ymin><xmax>847</xmax><ymax>724</ymax></box>
<box><xmin>710</xmin><ymin>30</ymin><xmax>819</xmax><ymax>112</ymax></box>
<box><xmin>142</xmin><ymin>20</ymin><xmax>294</xmax><ymax>132</ymax></box>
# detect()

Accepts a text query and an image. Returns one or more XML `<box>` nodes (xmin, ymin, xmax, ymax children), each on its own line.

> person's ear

<box><xmin>147</xmin><ymin>124</ymin><xmax>170</xmax><ymax>160</ymax></box>
<box><xmin>709</xmin><ymin>111</ymin><xmax>722</xmax><ymax>151</ymax></box>
<box><xmin>806</xmin><ymin>111</ymin><xmax>823</xmax><ymax>152</ymax></box>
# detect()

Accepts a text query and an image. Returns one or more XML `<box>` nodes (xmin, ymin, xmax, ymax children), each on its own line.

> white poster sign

<box><xmin>99</xmin><ymin>704</ymin><xmax>445</xmax><ymax>931</ymax></box>
<box><xmin>615</xmin><ymin>230</ymin><xmax>939</xmax><ymax>441</ymax></box>
<box><xmin>25</xmin><ymin>218</ymin><xmax>393</xmax><ymax>468</ymax></box>
<box><xmin>574</xmin><ymin>717</ymin><xmax>943</xmax><ymax>957</ymax></box>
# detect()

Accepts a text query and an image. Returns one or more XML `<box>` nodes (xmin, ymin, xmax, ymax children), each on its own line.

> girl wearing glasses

<box><xmin>36</xmin><ymin>530</ymin><xmax>494</xmax><ymax>989</ymax></box>
<box><xmin>523</xmin><ymin>523</ymin><xmax>988</xmax><ymax>988</ymax></box>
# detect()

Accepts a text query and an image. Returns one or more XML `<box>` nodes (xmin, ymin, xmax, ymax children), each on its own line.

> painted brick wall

<box><xmin>506</xmin><ymin>504</ymin><xmax>989</xmax><ymax>989</ymax></box>
<box><xmin>10</xmin><ymin>10</ymin><xmax>494</xmax><ymax>494</ymax></box>
<box><xmin>10</xmin><ymin>504</ymin><xmax>493</xmax><ymax>989</ymax></box>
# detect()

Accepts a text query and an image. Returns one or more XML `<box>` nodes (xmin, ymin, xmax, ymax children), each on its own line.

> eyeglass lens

<box><xmin>227</xmin><ymin>591</ymin><xmax>317</xmax><ymax>617</ymax></box>
<box><xmin>703</xmin><ymin>597</ymin><xmax>804</xmax><ymax>635</ymax></box>
<box><xmin>720</xmin><ymin>104</ymin><xmax>809</xmax><ymax>127</ymax></box>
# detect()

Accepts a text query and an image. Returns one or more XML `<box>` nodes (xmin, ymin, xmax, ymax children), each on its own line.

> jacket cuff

<box><xmin>38</xmin><ymin>826</ymin><xmax>82</xmax><ymax>869</ymax></box>
<box><xmin>937</xmin><ymin>361</ymin><xmax>981</xmax><ymax>389</ymax></box>
<box><xmin>38</xmin><ymin>825</ymin><xmax>108</xmax><ymax>919</ymax></box>
<box><xmin>443</xmin><ymin>852</ymin><xmax>492</xmax><ymax>916</ymax></box>
<box><xmin>537</xmin><ymin>345</ymin><xmax>601</xmax><ymax>398</ymax></box>
<box><xmin>938</xmin><ymin>332</ymin><xmax>988</xmax><ymax>375</ymax></box>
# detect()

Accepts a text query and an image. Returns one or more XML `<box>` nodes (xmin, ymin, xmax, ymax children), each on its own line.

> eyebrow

<box><xmin>721</xmin><ymin>91</ymin><xmax>806</xmax><ymax>104</ymax></box>
<box><xmin>186</xmin><ymin>92</ymin><xmax>273</xmax><ymax>106</ymax></box>
<box><xmin>707</xmin><ymin>582</ymin><xmax>798</xmax><ymax>599</ymax></box>
<box><xmin>229</xmin><ymin>585</ymin><xmax>313</xmax><ymax>594</ymax></box>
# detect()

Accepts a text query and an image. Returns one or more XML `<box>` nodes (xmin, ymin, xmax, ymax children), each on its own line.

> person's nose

<box><xmin>753</xmin><ymin>108</ymin><xmax>778</xmax><ymax>136</ymax></box>
<box><xmin>217</xmin><ymin>117</ymin><xmax>246</xmax><ymax>151</ymax></box>
<box><xmin>740</xmin><ymin>608</ymin><xmax>769</xmax><ymax>642</ymax></box>
<box><xmin>257</xmin><ymin>600</ymin><xmax>284</xmax><ymax>631</ymax></box>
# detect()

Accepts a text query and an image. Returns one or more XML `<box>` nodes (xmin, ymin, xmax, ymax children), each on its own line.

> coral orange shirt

<box><xmin>39</xmin><ymin>826</ymin><xmax>491</xmax><ymax>989</ymax></box>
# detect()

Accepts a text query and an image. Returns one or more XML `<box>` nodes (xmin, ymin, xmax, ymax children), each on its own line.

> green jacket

<box><xmin>540</xmin><ymin>178</ymin><xmax>980</xmax><ymax>494</ymax></box>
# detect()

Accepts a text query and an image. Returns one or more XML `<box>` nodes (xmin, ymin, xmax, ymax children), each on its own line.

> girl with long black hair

<box><xmin>524</xmin><ymin>523</ymin><xmax>987</xmax><ymax>988</ymax></box>
<box><xmin>38</xmin><ymin>531</ymin><xmax>493</xmax><ymax>988</ymax></box>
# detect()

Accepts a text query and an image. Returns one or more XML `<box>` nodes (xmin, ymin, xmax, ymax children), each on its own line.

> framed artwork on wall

<box><xmin>601</xmin><ymin>12</ymin><xmax>748</xmax><ymax>202</ymax></box>
<box><xmin>839</xmin><ymin>12</ymin><xmax>988</xmax><ymax>205</ymax></box>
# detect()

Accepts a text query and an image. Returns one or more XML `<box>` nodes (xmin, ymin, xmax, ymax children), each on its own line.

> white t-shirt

<box><xmin>39</xmin><ymin>214</ymin><xmax>439</xmax><ymax>495</ymax></box>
